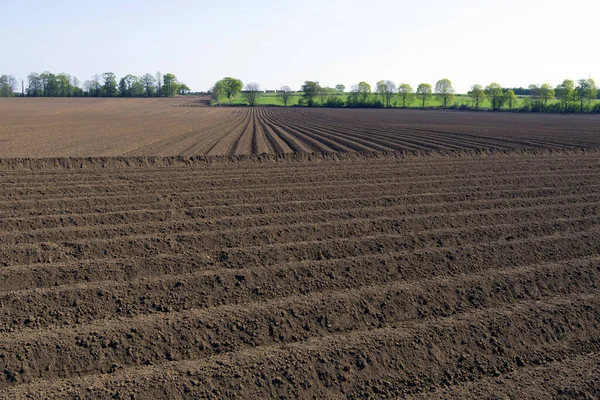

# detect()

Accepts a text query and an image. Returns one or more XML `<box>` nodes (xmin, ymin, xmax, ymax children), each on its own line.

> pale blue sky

<box><xmin>2</xmin><ymin>0</ymin><xmax>599</xmax><ymax>93</ymax></box>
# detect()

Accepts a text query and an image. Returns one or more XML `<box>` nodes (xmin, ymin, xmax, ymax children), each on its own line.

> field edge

<box><xmin>0</xmin><ymin>147</ymin><xmax>598</xmax><ymax>170</ymax></box>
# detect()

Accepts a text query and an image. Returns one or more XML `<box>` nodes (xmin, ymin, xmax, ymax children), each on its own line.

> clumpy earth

<box><xmin>1</xmin><ymin>148</ymin><xmax>599</xmax><ymax>398</ymax></box>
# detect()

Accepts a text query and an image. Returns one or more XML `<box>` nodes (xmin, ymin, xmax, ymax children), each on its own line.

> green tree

<box><xmin>539</xmin><ymin>83</ymin><xmax>555</xmax><ymax>106</ymax></box>
<box><xmin>528</xmin><ymin>84</ymin><xmax>540</xmax><ymax>100</ymax></box>
<box><xmin>434</xmin><ymin>78</ymin><xmax>454</xmax><ymax>107</ymax></box>
<box><xmin>132</xmin><ymin>76</ymin><xmax>144</xmax><ymax>97</ymax></box>
<box><xmin>27</xmin><ymin>73</ymin><xmax>42</xmax><ymax>97</ymax></box>
<box><xmin>555</xmin><ymin>79</ymin><xmax>574</xmax><ymax>110</ymax></box>
<box><xmin>0</xmin><ymin>74</ymin><xmax>18</xmax><ymax>97</ymax></box>
<box><xmin>278</xmin><ymin>85</ymin><xmax>293</xmax><ymax>106</ymax></box>
<box><xmin>211</xmin><ymin>81</ymin><xmax>224</xmax><ymax>101</ymax></box>
<box><xmin>335</xmin><ymin>84</ymin><xmax>345</xmax><ymax>92</ymax></box>
<box><xmin>376</xmin><ymin>80</ymin><xmax>396</xmax><ymax>107</ymax></box>
<box><xmin>57</xmin><ymin>73</ymin><xmax>72</xmax><ymax>97</ymax></box>
<box><xmin>301</xmin><ymin>81</ymin><xmax>321</xmax><ymax>106</ymax></box>
<box><xmin>469</xmin><ymin>84</ymin><xmax>485</xmax><ymax>110</ymax></box>
<box><xmin>504</xmin><ymin>89</ymin><xmax>517</xmax><ymax>110</ymax></box>
<box><xmin>40</xmin><ymin>72</ymin><xmax>58</xmax><ymax>97</ymax></box>
<box><xmin>101</xmin><ymin>72</ymin><xmax>117</xmax><ymax>97</ymax></box>
<box><xmin>71</xmin><ymin>76</ymin><xmax>83</xmax><ymax>97</ymax></box>
<box><xmin>348</xmin><ymin>84</ymin><xmax>360</xmax><ymax>105</ymax></box>
<box><xmin>528</xmin><ymin>83</ymin><xmax>554</xmax><ymax>107</ymax></box>
<box><xmin>119</xmin><ymin>77</ymin><xmax>128</xmax><ymax>97</ymax></box>
<box><xmin>484</xmin><ymin>83</ymin><xmax>504</xmax><ymax>111</ymax></box>
<box><xmin>357</xmin><ymin>81</ymin><xmax>371</xmax><ymax>103</ymax></box>
<box><xmin>318</xmin><ymin>87</ymin><xmax>333</xmax><ymax>106</ymax></box>
<box><xmin>397</xmin><ymin>83</ymin><xmax>414</xmax><ymax>107</ymax></box>
<box><xmin>416</xmin><ymin>83</ymin><xmax>432</xmax><ymax>108</ymax></box>
<box><xmin>242</xmin><ymin>82</ymin><xmax>261</xmax><ymax>106</ymax></box>
<box><xmin>575</xmin><ymin>78</ymin><xmax>597</xmax><ymax>112</ymax></box>
<box><xmin>90</xmin><ymin>74</ymin><xmax>102</xmax><ymax>97</ymax></box>
<box><xmin>214</xmin><ymin>77</ymin><xmax>243</xmax><ymax>101</ymax></box>
<box><xmin>141</xmin><ymin>73</ymin><xmax>156</xmax><ymax>97</ymax></box>
<box><xmin>162</xmin><ymin>73</ymin><xmax>179</xmax><ymax>97</ymax></box>
<box><xmin>178</xmin><ymin>83</ymin><xmax>190</xmax><ymax>95</ymax></box>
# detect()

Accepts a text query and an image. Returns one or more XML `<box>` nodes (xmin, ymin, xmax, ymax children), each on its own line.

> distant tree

<box><xmin>0</xmin><ymin>74</ymin><xmax>18</xmax><ymax>96</ymax></box>
<box><xmin>27</xmin><ymin>73</ymin><xmax>42</xmax><ymax>97</ymax></box>
<box><xmin>357</xmin><ymin>81</ymin><xmax>371</xmax><ymax>103</ymax></box>
<box><xmin>555</xmin><ymin>79</ymin><xmax>575</xmax><ymax>110</ymax></box>
<box><xmin>57</xmin><ymin>73</ymin><xmax>72</xmax><ymax>97</ymax></box>
<box><xmin>242</xmin><ymin>82</ymin><xmax>261</xmax><ymax>106</ymax></box>
<box><xmin>83</xmin><ymin>80</ymin><xmax>93</xmax><ymax>96</ymax></box>
<box><xmin>484</xmin><ymin>83</ymin><xmax>504</xmax><ymax>111</ymax></box>
<box><xmin>376</xmin><ymin>80</ymin><xmax>396</xmax><ymax>107</ymax></box>
<box><xmin>116</xmin><ymin>74</ymin><xmax>139</xmax><ymax>97</ymax></box>
<box><xmin>156</xmin><ymin>71</ymin><xmax>163</xmax><ymax>97</ymax></box>
<box><xmin>162</xmin><ymin>73</ymin><xmax>179</xmax><ymax>97</ymax></box>
<box><xmin>210</xmin><ymin>81</ymin><xmax>224</xmax><ymax>101</ymax></box>
<box><xmin>55</xmin><ymin>73</ymin><xmax>70</xmax><ymax>96</ymax></box>
<box><xmin>335</xmin><ymin>84</ymin><xmax>345</xmax><ymax>92</ymax></box>
<box><xmin>346</xmin><ymin>82</ymin><xmax>383</xmax><ymax>108</ymax></box>
<box><xmin>434</xmin><ymin>78</ymin><xmax>455</xmax><ymax>107</ymax></box>
<box><xmin>575</xmin><ymin>78</ymin><xmax>597</xmax><ymax>112</ymax></box>
<box><xmin>278</xmin><ymin>85</ymin><xmax>293</xmax><ymax>106</ymax></box>
<box><xmin>349</xmin><ymin>84</ymin><xmax>360</xmax><ymax>105</ymax></box>
<box><xmin>71</xmin><ymin>76</ymin><xmax>83</xmax><ymax>97</ymax></box>
<box><xmin>214</xmin><ymin>77</ymin><xmax>243</xmax><ymax>101</ymax></box>
<box><xmin>40</xmin><ymin>71</ymin><xmax>57</xmax><ymax>97</ymax></box>
<box><xmin>504</xmin><ymin>89</ymin><xmax>517</xmax><ymax>110</ymax></box>
<box><xmin>539</xmin><ymin>83</ymin><xmax>555</xmax><ymax>106</ymax></box>
<box><xmin>90</xmin><ymin>74</ymin><xmax>102</xmax><ymax>97</ymax></box>
<box><xmin>130</xmin><ymin>76</ymin><xmax>143</xmax><ymax>97</ymax></box>
<box><xmin>375</xmin><ymin>81</ymin><xmax>385</xmax><ymax>104</ymax></box>
<box><xmin>528</xmin><ymin>84</ymin><xmax>540</xmax><ymax>100</ymax></box>
<box><xmin>141</xmin><ymin>73</ymin><xmax>156</xmax><ymax>97</ymax></box>
<box><xmin>317</xmin><ymin>87</ymin><xmax>333</xmax><ymax>106</ymax></box>
<box><xmin>416</xmin><ymin>83</ymin><xmax>432</xmax><ymax>108</ymax></box>
<box><xmin>101</xmin><ymin>72</ymin><xmax>117</xmax><ymax>97</ymax></box>
<box><xmin>301</xmin><ymin>81</ymin><xmax>321</xmax><ymax>106</ymax></box>
<box><xmin>469</xmin><ymin>84</ymin><xmax>486</xmax><ymax>110</ymax></box>
<box><xmin>119</xmin><ymin>77</ymin><xmax>128</xmax><ymax>97</ymax></box>
<box><xmin>397</xmin><ymin>83</ymin><xmax>414</xmax><ymax>107</ymax></box>
<box><xmin>527</xmin><ymin>83</ymin><xmax>553</xmax><ymax>108</ymax></box>
<box><xmin>178</xmin><ymin>83</ymin><xmax>191</xmax><ymax>95</ymax></box>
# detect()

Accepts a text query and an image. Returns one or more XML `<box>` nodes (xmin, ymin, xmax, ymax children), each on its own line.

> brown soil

<box><xmin>1</xmin><ymin>149</ymin><xmax>599</xmax><ymax>398</ymax></box>
<box><xmin>1</xmin><ymin>98</ymin><xmax>600</xmax><ymax>158</ymax></box>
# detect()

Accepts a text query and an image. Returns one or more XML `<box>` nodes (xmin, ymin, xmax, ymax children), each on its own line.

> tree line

<box><xmin>210</xmin><ymin>77</ymin><xmax>600</xmax><ymax>113</ymax></box>
<box><xmin>3</xmin><ymin>72</ymin><xmax>599</xmax><ymax>113</ymax></box>
<box><xmin>0</xmin><ymin>72</ymin><xmax>190</xmax><ymax>98</ymax></box>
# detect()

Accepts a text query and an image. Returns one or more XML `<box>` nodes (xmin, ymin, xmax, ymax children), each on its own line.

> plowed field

<box><xmin>1</xmin><ymin>148</ymin><xmax>600</xmax><ymax>398</ymax></box>
<box><xmin>1</xmin><ymin>98</ymin><xmax>600</xmax><ymax>157</ymax></box>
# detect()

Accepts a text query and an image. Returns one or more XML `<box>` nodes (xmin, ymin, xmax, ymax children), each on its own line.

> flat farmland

<box><xmin>1</xmin><ymin>97</ymin><xmax>600</xmax><ymax>398</ymax></box>
<box><xmin>1</xmin><ymin>98</ymin><xmax>600</xmax><ymax>158</ymax></box>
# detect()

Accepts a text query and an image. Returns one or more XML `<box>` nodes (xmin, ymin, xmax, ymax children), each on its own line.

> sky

<box><xmin>2</xmin><ymin>0</ymin><xmax>599</xmax><ymax>93</ymax></box>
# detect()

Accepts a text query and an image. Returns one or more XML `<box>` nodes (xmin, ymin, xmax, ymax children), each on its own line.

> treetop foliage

<box><xmin>1</xmin><ymin>71</ymin><xmax>186</xmax><ymax>98</ymax></box>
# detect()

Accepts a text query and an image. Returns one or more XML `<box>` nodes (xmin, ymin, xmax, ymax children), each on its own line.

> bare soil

<box><xmin>1</xmin><ymin>148</ymin><xmax>599</xmax><ymax>398</ymax></box>
<box><xmin>1</xmin><ymin>98</ymin><xmax>600</xmax><ymax>158</ymax></box>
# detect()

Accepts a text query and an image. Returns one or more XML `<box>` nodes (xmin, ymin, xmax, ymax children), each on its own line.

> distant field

<box><xmin>219</xmin><ymin>91</ymin><xmax>600</xmax><ymax>109</ymax></box>
<box><xmin>221</xmin><ymin>92</ymin><xmax>471</xmax><ymax>107</ymax></box>
<box><xmin>1</xmin><ymin>97</ymin><xmax>600</xmax><ymax>158</ymax></box>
